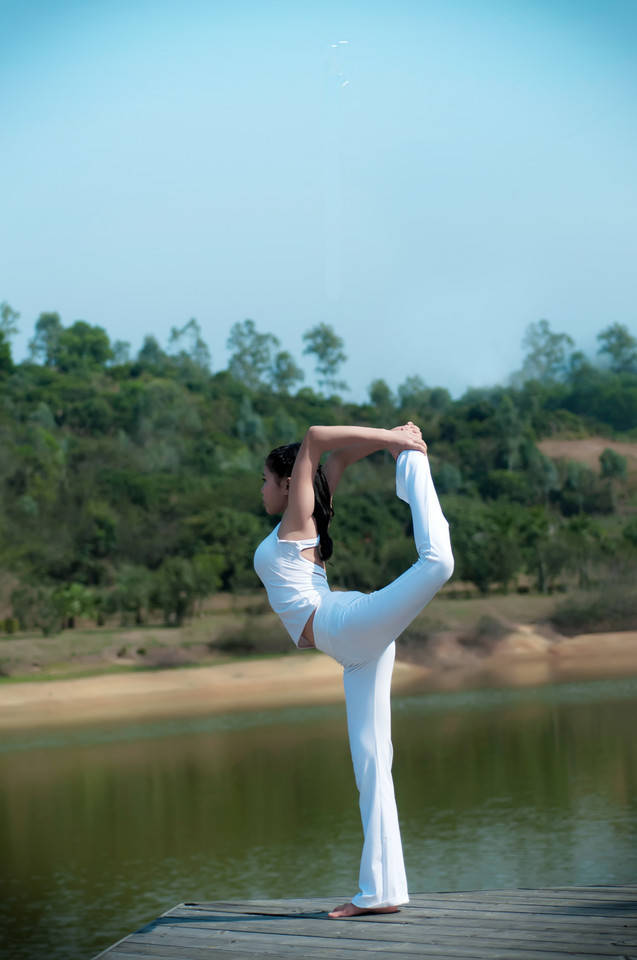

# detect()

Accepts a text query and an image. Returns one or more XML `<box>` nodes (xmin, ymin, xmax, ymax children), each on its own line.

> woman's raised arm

<box><xmin>323</xmin><ymin>423</ymin><xmax>426</xmax><ymax>496</ymax></box>
<box><xmin>282</xmin><ymin>424</ymin><xmax>426</xmax><ymax>535</ymax></box>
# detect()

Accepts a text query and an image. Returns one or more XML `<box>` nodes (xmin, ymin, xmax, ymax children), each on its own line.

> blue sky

<box><xmin>2</xmin><ymin>0</ymin><xmax>636</xmax><ymax>398</ymax></box>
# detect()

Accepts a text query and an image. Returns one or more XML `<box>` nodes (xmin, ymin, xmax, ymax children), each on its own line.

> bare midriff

<box><xmin>299</xmin><ymin>608</ymin><xmax>317</xmax><ymax>648</ymax></box>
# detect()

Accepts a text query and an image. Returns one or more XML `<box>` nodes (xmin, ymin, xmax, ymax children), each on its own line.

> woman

<box><xmin>254</xmin><ymin>423</ymin><xmax>454</xmax><ymax>918</ymax></box>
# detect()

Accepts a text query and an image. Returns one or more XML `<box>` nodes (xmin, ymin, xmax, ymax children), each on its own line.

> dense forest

<box><xmin>0</xmin><ymin>302</ymin><xmax>635</xmax><ymax>635</ymax></box>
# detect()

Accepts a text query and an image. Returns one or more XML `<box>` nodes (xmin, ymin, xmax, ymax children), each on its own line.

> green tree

<box><xmin>188</xmin><ymin>506</ymin><xmax>265</xmax><ymax>591</ymax></box>
<box><xmin>446</xmin><ymin>500</ymin><xmax>522</xmax><ymax>594</ymax></box>
<box><xmin>597</xmin><ymin>323</ymin><xmax>637</xmax><ymax>374</ymax></box>
<box><xmin>302</xmin><ymin>322</ymin><xmax>347</xmax><ymax>393</ymax></box>
<box><xmin>0</xmin><ymin>332</ymin><xmax>13</xmax><ymax>375</ymax></box>
<box><xmin>492</xmin><ymin>393</ymin><xmax>521</xmax><ymax>470</ymax></box>
<box><xmin>429</xmin><ymin>387</ymin><xmax>452</xmax><ymax>412</ymax></box>
<box><xmin>28</xmin><ymin>311</ymin><xmax>63</xmax><ymax>366</ymax></box>
<box><xmin>397</xmin><ymin>375</ymin><xmax>429</xmax><ymax>409</ymax></box>
<box><xmin>561</xmin><ymin>514</ymin><xmax>603</xmax><ymax>588</ymax></box>
<box><xmin>169</xmin><ymin>317</ymin><xmax>212</xmax><ymax>370</ymax></box>
<box><xmin>599</xmin><ymin>447</ymin><xmax>627</xmax><ymax>479</ymax></box>
<box><xmin>517</xmin><ymin>507</ymin><xmax>569</xmax><ymax>593</ymax></box>
<box><xmin>11</xmin><ymin>584</ymin><xmax>60</xmax><ymax>635</ymax></box>
<box><xmin>268</xmin><ymin>350</ymin><xmax>304</xmax><ymax>394</ymax></box>
<box><xmin>235</xmin><ymin>396</ymin><xmax>265</xmax><ymax>447</ymax></box>
<box><xmin>192</xmin><ymin>552</ymin><xmax>224</xmax><ymax>612</ymax></box>
<box><xmin>432</xmin><ymin>461</ymin><xmax>462</xmax><ymax>494</ymax></box>
<box><xmin>557</xmin><ymin>460</ymin><xmax>606</xmax><ymax>516</ymax></box>
<box><xmin>623</xmin><ymin>517</ymin><xmax>637</xmax><ymax>550</ymax></box>
<box><xmin>0</xmin><ymin>301</ymin><xmax>19</xmax><ymax>338</ymax></box>
<box><xmin>228</xmin><ymin>319</ymin><xmax>279</xmax><ymax>389</ymax></box>
<box><xmin>113</xmin><ymin>564</ymin><xmax>153</xmax><ymax>625</ymax></box>
<box><xmin>520</xmin><ymin>442</ymin><xmax>559</xmax><ymax>505</ymax></box>
<box><xmin>368</xmin><ymin>379</ymin><xmax>395</xmax><ymax>422</ymax></box>
<box><xmin>271</xmin><ymin>408</ymin><xmax>299</xmax><ymax>443</ymax></box>
<box><xmin>136</xmin><ymin>334</ymin><xmax>168</xmax><ymax>369</ymax></box>
<box><xmin>517</xmin><ymin>318</ymin><xmax>575</xmax><ymax>383</ymax></box>
<box><xmin>53</xmin><ymin>582</ymin><xmax>95</xmax><ymax>629</ymax></box>
<box><xmin>54</xmin><ymin>321</ymin><xmax>113</xmax><ymax>373</ymax></box>
<box><xmin>155</xmin><ymin>556</ymin><xmax>195</xmax><ymax>626</ymax></box>
<box><xmin>111</xmin><ymin>340</ymin><xmax>131</xmax><ymax>365</ymax></box>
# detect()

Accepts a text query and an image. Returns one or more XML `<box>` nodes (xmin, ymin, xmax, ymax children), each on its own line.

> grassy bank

<box><xmin>0</xmin><ymin>590</ymin><xmax>561</xmax><ymax>682</ymax></box>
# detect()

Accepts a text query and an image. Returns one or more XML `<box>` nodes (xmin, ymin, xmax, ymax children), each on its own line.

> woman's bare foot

<box><xmin>327</xmin><ymin>901</ymin><xmax>400</xmax><ymax>919</ymax></box>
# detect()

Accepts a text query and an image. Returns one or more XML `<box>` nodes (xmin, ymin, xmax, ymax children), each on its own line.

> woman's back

<box><xmin>253</xmin><ymin>523</ymin><xmax>331</xmax><ymax>648</ymax></box>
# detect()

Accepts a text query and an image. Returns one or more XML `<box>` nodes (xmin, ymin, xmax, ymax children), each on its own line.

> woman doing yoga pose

<box><xmin>253</xmin><ymin>423</ymin><xmax>454</xmax><ymax>918</ymax></box>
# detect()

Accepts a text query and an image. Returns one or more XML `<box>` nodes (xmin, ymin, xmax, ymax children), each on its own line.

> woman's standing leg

<box><xmin>343</xmin><ymin>641</ymin><xmax>409</xmax><ymax>909</ymax></box>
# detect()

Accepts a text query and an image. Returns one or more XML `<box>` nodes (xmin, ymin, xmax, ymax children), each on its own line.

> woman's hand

<box><xmin>388</xmin><ymin>422</ymin><xmax>427</xmax><ymax>459</ymax></box>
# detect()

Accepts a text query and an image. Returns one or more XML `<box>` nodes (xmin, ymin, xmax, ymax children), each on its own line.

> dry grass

<box><xmin>538</xmin><ymin>436</ymin><xmax>637</xmax><ymax>474</ymax></box>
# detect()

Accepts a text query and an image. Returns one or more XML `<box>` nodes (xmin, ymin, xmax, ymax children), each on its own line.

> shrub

<box><xmin>551</xmin><ymin>581</ymin><xmax>637</xmax><ymax>635</ymax></box>
<box><xmin>211</xmin><ymin>620</ymin><xmax>290</xmax><ymax>656</ymax></box>
<box><xmin>459</xmin><ymin>615</ymin><xmax>510</xmax><ymax>651</ymax></box>
<box><xmin>599</xmin><ymin>447</ymin><xmax>627</xmax><ymax>479</ymax></box>
<box><xmin>144</xmin><ymin>646</ymin><xmax>196</xmax><ymax>669</ymax></box>
<box><xmin>11</xmin><ymin>583</ymin><xmax>60</xmax><ymax>636</ymax></box>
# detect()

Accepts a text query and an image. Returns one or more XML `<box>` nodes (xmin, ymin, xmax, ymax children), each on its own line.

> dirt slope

<box><xmin>538</xmin><ymin>436</ymin><xmax>637</xmax><ymax>473</ymax></box>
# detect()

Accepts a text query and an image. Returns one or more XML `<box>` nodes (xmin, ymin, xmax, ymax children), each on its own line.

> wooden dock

<box><xmin>93</xmin><ymin>884</ymin><xmax>637</xmax><ymax>959</ymax></box>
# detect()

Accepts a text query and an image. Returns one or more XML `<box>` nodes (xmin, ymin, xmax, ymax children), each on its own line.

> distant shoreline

<box><xmin>1</xmin><ymin>629</ymin><xmax>637</xmax><ymax>731</ymax></box>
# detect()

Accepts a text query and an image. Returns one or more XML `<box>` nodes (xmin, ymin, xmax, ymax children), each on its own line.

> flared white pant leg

<box><xmin>344</xmin><ymin>642</ymin><xmax>409</xmax><ymax>908</ymax></box>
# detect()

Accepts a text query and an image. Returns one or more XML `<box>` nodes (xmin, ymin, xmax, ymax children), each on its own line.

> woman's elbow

<box><xmin>304</xmin><ymin>425</ymin><xmax>328</xmax><ymax>454</ymax></box>
<box><xmin>439</xmin><ymin>551</ymin><xmax>454</xmax><ymax>585</ymax></box>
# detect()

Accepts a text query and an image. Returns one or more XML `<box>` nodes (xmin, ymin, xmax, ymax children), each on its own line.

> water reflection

<box><xmin>1</xmin><ymin>676</ymin><xmax>637</xmax><ymax>960</ymax></box>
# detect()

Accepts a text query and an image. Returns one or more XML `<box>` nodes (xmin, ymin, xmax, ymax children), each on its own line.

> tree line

<box><xmin>0</xmin><ymin>301</ymin><xmax>635</xmax><ymax>634</ymax></box>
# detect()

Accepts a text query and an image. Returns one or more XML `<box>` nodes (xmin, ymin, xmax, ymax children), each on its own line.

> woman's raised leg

<box><xmin>395</xmin><ymin>449</ymin><xmax>453</xmax><ymax>571</ymax></box>
<box><xmin>315</xmin><ymin>450</ymin><xmax>454</xmax><ymax>670</ymax></box>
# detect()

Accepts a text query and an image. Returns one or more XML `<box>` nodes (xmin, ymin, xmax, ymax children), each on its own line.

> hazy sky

<box><xmin>2</xmin><ymin>0</ymin><xmax>636</xmax><ymax>398</ymax></box>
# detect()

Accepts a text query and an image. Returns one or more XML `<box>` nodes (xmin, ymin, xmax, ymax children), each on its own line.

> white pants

<box><xmin>313</xmin><ymin>451</ymin><xmax>454</xmax><ymax>908</ymax></box>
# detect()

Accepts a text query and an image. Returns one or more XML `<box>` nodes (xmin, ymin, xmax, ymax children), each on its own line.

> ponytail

<box><xmin>265</xmin><ymin>442</ymin><xmax>334</xmax><ymax>561</ymax></box>
<box><xmin>312</xmin><ymin>462</ymin><xmax>334</xmax><ymax>561</ymax></box>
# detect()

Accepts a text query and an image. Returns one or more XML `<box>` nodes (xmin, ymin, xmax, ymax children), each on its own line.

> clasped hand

<box><xmin>389</xmin><ymin>421</ymin><xmax>428</xmax><ymax>458</ymax></box>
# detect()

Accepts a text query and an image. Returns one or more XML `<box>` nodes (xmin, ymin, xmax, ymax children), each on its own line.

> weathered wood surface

<box><xmin>93</xmin><ymin>884</ymin><xmax>637</xmax><ymax>960</ymax></box>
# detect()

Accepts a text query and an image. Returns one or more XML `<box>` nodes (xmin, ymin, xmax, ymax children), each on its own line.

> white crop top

<box><xmin>253</xmin><ymin>523</ymin><xmax>331</xmax><ymax>648</ymax></box>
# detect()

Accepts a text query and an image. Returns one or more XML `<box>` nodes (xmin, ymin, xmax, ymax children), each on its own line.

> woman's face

<box><xmin>261</xmin><ymin>464</ymin><xmax>289</xmax><ymax>515</ymax></box>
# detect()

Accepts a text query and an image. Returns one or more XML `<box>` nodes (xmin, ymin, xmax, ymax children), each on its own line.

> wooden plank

<box><xmin>143</xmin><ymin>912</ymin><xmax>637</xmax><ymax>947</ymax></box>
<box><xmin>368</xmin><ymin>903</ymin><xmax>637</xmax><ymax>921</ymax></box>
<box><xmin>121</xmin><ymin>930</ymin><xmax>636</xmax><ymax>960</ymax></box>
<box><xmin>407</xmin><ymin>893</ymin><xmax>637</xmax><ymax>907</ymax></box>
<box><xmin>169</xmin><ymin>902</ymin><xmax>637</xmax><ymax>931</ymax></box>
<box><xmin>93</xmin><ymin>885</ymin><xmax>637</xmax><ymax>960</ymax></box>
<box><xmin>158</xmin><ymin>909</ymin><xmax>636</xmax><ymax>949</ymax></box>
<box><xmin>409</xmin><ymin>889</ymin><xmax>637</xmax><ymax>903</ymax></box>
<box><xmin>179</xmin><ymin>892</ymin><xmax>637</xmax><ymax>915</ymax></box>
<box><xmin>179</xmin><ymin>900</ymin><xmax>344</xmax><ymax>916</ymax></box>
<box><xmin>165</xmin><ymin>903</ymin><xmax>637</xmax><ymax>932</ymax></box>
<box><xmin>131</xmin><ymin>922</ymin><xmax>637</xmax><ymax>957</ymax></box>
<box><xmin>128</xmin><ymin>915</ymin><xmax>637</xmax><ymax>957</ymax></box>
<box><xmin>108</xmin><ymin>948</ymin><xmax>283</xmax><ymax>960</ymax></box>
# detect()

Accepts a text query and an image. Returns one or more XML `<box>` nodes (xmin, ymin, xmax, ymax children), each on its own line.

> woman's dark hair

<box><xmin>266</xmin><ymin>442</ymin><xmax>334</xmax><ymax>561</ymax></box>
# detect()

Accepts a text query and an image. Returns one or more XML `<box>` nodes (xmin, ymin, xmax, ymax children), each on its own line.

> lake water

<box><xmin>2</xmin><ymin>673</ymin><xmax>637</xmax><ymax>960</ymax></box>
